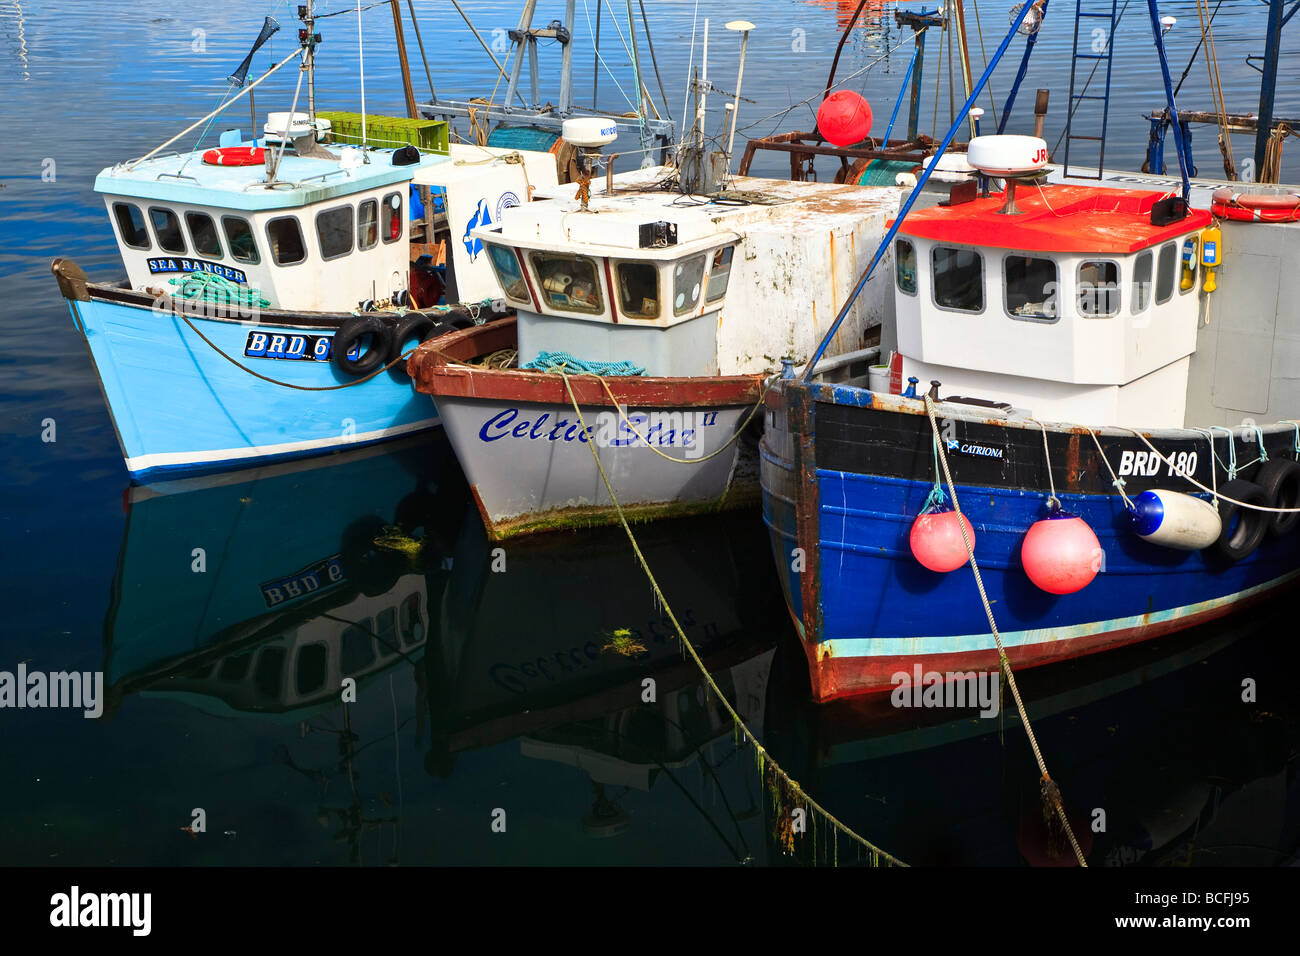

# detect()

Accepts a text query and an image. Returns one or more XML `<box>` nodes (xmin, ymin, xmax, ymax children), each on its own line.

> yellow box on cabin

<box><xmin>316</xmin><ymin>111</ymin><xmax>450</xmax><ymax>154</ymax></box>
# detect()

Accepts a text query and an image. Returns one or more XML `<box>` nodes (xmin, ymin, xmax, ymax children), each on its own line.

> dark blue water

<box><xmin>2</xmin><ymin>0</ymin><xmax>1298</xmax><ymax>866</ymax></box>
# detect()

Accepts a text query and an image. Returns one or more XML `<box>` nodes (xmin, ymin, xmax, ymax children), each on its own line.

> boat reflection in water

<box><xmin>762</xmin><ymin>604</ymin><xmax>1300</xmax><ymax>866</ymax></box>
<box><xmin>97</xmin><ymin>435</ymin><xmax>1299</xmax><ymax>865</ymax></box>
<box><xmin>100</xmin><ymin>435</ymin><xmax>788</xmax><ymax>863</ymax></box>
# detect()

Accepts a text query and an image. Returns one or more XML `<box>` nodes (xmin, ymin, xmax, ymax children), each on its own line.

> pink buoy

<box><xmin>910</xmin><ymin>508</ymin><xmax>975</xmax><ymax>573</ymax></box>
<box><xmin>1021</xmin><ymin>512</ymin><xmax>1103</xmax><ymax>595</ymax></box>
<box><xmin>816</xmin><ymin>90</ymin><xmax>874</xmax><ymax>147</ymax></box>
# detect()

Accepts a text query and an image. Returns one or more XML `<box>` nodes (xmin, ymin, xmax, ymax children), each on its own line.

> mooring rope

<box><xmin>557</xmin><ymin>367</ymin><xmax>907</xmax><ymax>866</ymax></box>
<box><xmin>1085</xmin><ymin>427</ymin><xmax>1135</xmax><ymax>510</ymax></box>
<box><xmin>924</xmin><ymin>396</ymin><xmax>1087</xmax><ymax>867</ymax></box>
<box><xmin>173</xmin><ymin>306</ymin><xmax>415</xmax><ymax>390</ymax></box>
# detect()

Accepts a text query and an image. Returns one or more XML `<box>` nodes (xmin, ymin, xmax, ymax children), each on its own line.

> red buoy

<box><xmin>1021</xmin><ymin>512</ymin><xmax>1102</xmax><ymax>595</ymax></box>
<box><xmin>817</xmin><ymin>91</ymin><xmax>873</xmax><ymax>147</ymax></box>
<box><xmin>910</xmin><ymin>508</ymin><xmax>975</xmax><ymax>573</ymax></box>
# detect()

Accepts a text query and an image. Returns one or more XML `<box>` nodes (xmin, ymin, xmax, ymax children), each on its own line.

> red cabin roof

<box><xmin>891</xmin><ymin>185</ymin><xmax>1211</xmax><ymax>254</ymax></box>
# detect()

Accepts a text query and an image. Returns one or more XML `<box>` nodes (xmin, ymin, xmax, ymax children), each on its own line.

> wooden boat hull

<box><xmin>408</xmin><ymin>320</ymin><xmax>767</xmax><ymax>538</ymax></box>
<box><xmin>761</xmin><ymin>380</ymin><xmax>1300</xmax><ymax>702</ymax></box>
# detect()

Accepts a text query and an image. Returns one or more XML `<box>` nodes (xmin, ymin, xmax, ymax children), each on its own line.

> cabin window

<box><xmin>1156</xmin><ymin>242</ymin><xmax>1177</xmax><ymax>304</ymax></box>
<box><xmin>1132</xmin><ymin>250</ymin><xmax>1153</xmax><ymax>313</ymax></box>
<box><xmin>932</xmin><ymin>245</ymin><xmax>984</xmax><ymax>313</ymax></box>
<box><xmin>341</xmin><ymin>623</ymin><xmax>376</xmax><ymax>675</ymax></box>
<box><xmin>253</xmin><ymin>647</ymin><xmax>286</xmax><ymax>699</ymax></box>
<box><xmin>148</xmin><ymin>206</ymin><xmax>187</xmax><ymax>254</ymax></box>
<box><xmin>1077</xmin><ymin>260</ymin><xmax>1120</xmax><ymax>318</ymax></box>
<box><xmin>674</xmin><ymin>255</ymin><xmax>707</xmax><ymax>316</ymax></box>
<box><xmin>400</xmin><ymin>593</ymin><xmax>424</xmax><ymax>646</ymax></box>
<box><xmin>358</xmin><ymin>199</ymin><xmax>379</xmax><ymax>251</ymax></box>
<box><xmin>222</xmin><ymin>216</ymin><xmax>260</xmax><ymax>264</ymax></box>
<box><xmin>113</xmin><ymin>202</ymin><xmax>151</xmax><ymax>250</ymax></box>
<box><xmin>530</xmin><ymin>252</ymin><xmax>603</xmax><ymax>314</ymax></box>
<box><xmin>295</xmin><ymin>643</ymin><xmax>328</xmax><ymax>695</ymax></box>
<box><xmin>895</xmin><ymin>239</ymin><xmax>917</xmax><ymax>295</ymax></box>
<box><xmin>706</xmin><ymin>245</ymin><xmax>736</xmax><ymax>303</ymax></box>
<box><xmin>1004</xmin><ymin>255</ymin><xmax>1058</xmax><ymax>320</ymax></box>
<box><xmin>382</xmin><ymin>191</ymin><xmax>403</xmax><ymax>243</ymax></box>
<box><xmin>266</xmin><ymin>216</ymin><xmax>307</xmax><ymax>266</ymax></box>
<box><xmin>617</xmin><ymin>262</ymin><xmax>660</xmax><ymax>319</ymax></box>
<box><xmin>316</xmin><ymin>204</ymin><xmax>354</xmax><ymax>261</ymax></box>
<box><xmin>486</xmin><ymin>244</ymin><xmax>530</xmax><ymax>304</ymax></box>
<box><xmin>185</xmin><ymin>212</ymin><xmax>223</xmax><ymax>259</ymax></box>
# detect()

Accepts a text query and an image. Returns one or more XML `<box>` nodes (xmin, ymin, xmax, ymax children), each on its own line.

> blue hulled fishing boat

<box><xmin>762</xmin><ymin>1</ymin><xmax>1300</xmax><ymax>700</ymax></box>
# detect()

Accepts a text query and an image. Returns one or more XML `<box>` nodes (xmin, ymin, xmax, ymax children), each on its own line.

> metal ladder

<box><xmin>1062</xmin><ymin>0</ymin><xmax>1118</xmax><ymax>179</ymax></box>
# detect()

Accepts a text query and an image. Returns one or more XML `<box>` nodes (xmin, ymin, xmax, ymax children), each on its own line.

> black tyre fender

<box><xmin>1252</xmin><ymin>458</ymin><xmax>1300</xmax><ymax>536</ymax></box>
<box><xmin>389</xmin><ymin>311</ymin><xmax>439</xmax><ymax>363</ymax></box>
<box><xmin>1213</xmin><ymin>478</ymin><xmax>1270</xmax><ymax>562</ymax></box>
<box><xmin>332</xmin><ymin>315</ymin><xmax>393</xmax><ymax>376</ymax></box>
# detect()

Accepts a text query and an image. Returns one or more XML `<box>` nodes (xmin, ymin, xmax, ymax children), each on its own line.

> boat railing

<box><xmin>155</xmin><ymin>171</ymin><xmax>201</xmax><ymax>185</ymax></box>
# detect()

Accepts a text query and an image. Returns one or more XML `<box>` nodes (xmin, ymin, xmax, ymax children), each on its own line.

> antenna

<box><xmin>723</xmin><ymin>20</ymin><xmax>755</xmax><ymax>177</ymax></box>
<box><xmin>357</xmin><ymin>0</ymin><xmax>367</xmax><ymax>146</ymax></box>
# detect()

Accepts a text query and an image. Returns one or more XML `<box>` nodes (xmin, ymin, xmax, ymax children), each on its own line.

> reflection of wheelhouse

<box><xmin>150</xmin><ymin>577</ymin><xmax>428</xmax><ymax>717</ymax></box>
<box><xmin>891</xmin><ymin>186</ymin><xmax>1211</xmax><ymax>426</ymax></box>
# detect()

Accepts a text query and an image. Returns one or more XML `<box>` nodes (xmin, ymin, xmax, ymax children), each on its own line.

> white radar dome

<box><xmin>562</xmin><ymin>118</ymin><xmax>618</xmax><ymax>148</ymax></box>
<box><xmin>966</xmin><ymin>135</ymin><xmax>1049</xmax><ymax>178</ymax></box>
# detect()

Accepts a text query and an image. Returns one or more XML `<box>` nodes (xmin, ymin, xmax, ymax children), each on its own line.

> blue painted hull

<box><xmin>761</xmin><ymin>382</ymin><xmax>1300</xmax><ymax>700</ymax></box>
<box><xmin>68</xmin><ymin>295</ymin><xmax>439</xmax><ymax>479</ymax></box>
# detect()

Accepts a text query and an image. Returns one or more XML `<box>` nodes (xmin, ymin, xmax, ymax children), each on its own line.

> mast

<box><xmin>304</xmin><ymin>0</ymin><xmax>317</xmax><ymax>123</ymax></box>
<box><xmin>1255</xmin><ymin>0</ymin><xmax>1284</xmax><ymax>181</ymax></box>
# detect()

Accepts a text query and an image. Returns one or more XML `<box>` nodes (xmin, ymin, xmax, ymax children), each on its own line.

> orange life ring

<box><xmin>202</xmin><ymin>146</ymin><xmax>266</xmax><ymax>167</ymax></box>
<box><xmin>1211</xmin><ymin>186</ymin><xmax>1300</xmax><ymax>223</ymax></box>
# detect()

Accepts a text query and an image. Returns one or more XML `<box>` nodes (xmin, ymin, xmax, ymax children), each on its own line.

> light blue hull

<box><xmin>69</xmin><ymin>296</ymin><xmax>439</xmax><ymax>479</ymax></box>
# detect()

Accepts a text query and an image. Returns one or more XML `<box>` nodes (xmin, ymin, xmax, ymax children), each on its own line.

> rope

<box><xmin>1030</xmin><ymin>418</ymin><xmax>1059</xmax><ymax>509</ymax></box>
<box><xmin>168</xmin><ymin>272</ymin><xmax>269</xmax><ymax>309</ymax></box>
<box><xmin>1125</xmin><ymin>428</ymin><xmax>1300</xmax><ymax>514</ymax></box>
<box><xmin>521</xmin><ymin>350</ymin><xmax>644</xmax><ymax>376</ymax></box>
<box><xmin>924</xmin><ymin>396</ymin><xmax>1087</xmax><ymax>867</ymax></box>
<box><xmin>1196</xmin><ymin>0</ymin><xmax>1236</xmax><ymax>178</ymax></box>
<box><xmin>1085</xmin><ymin>427</ymin><xmax>1134</xmax><ymax>509</ymax></box>
<box><xmin>556</xmin><ymin>367</ymin><xmax>907</xmax><ymax>867</ymax></box>
<box><xmin>172</xmin><ymin>305</ymin><xmax>416</xmax><ymax>390</ymax></box>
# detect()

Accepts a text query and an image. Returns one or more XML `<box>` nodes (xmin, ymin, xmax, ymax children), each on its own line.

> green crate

<box><xmin>316</xmin><ymin>111</ymin><xmax>449</xmax><ymax>154</ymax></box>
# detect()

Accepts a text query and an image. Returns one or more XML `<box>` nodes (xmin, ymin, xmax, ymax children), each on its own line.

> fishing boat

<box><xmin>49</xmin><ymin>3</ymin><xmax>657</xmax><ymax>480</ymax></box>
<box><xmin>762</xmin><ymin>1</ymin><xmax>1300</xmax><ymax>700</ymax></box>
<box><xmin>407</xmin><ymin>20</ymin><xmax>903</xmax><ymax>538</ymax></box>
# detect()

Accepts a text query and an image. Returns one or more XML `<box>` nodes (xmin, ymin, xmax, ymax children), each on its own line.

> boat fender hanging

<box><xmin>331</xmin><ymin>314</ymin><xmax>394</xmax><ymax>376</ymax></box>
<box><xmin>1251</xmin><ymin>459</ymin><xmax>1300</xmax><ymax>537</ymax></box>
<box><xmin>909</xmin><ymin>507</ymin><xmax>975</xmax><ymax>573</ymax></box>
<box><xmin>816</xmin><ymin>91</ymin><xmax>874</xmax><ymax>148</ymax></box>
<box><xmin>1129</xmin><ymin>490</ymin><xmax>1222</xmax><ymax>550</ymax></box>
<box><xmin>1211</xmin><ymin>478</ymin><xmax>1270</xmax><ymax>562</ymax></box>
<box><xmin>1021</xmin><ymin>510</ymin><xmax>1102</xmax><ymax>595</ymax></box>
<box><xmin>388</xmin><ymin>312</ymin><xmax>450</xmax><ymax>364</ymax></box>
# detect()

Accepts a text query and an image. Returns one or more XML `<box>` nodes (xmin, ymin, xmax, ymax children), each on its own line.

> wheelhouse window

<box><xmin>706</xmin><ymin>245</ymin><xmax>736</xmax><ymax>303</ymax></box>
<box><xmin>932</xmin><ymin>245</ymin><xmax>984</xmax><ymax>313</ymax></box>
<box><xmin>486</xmin><ymin>244</ymin><xmax>531</xmax><ymax>304</ymax></box>
<box><xmin>295</xmin><ymin>644</ymin><xmax>328</xmax><ymax>695</ymax></box>
<box><xmin>382</xmin><ymin>191</ymin><xmax>403</xmax><ymax>243</ymax></box>
<box><xmin>673</xmin><ymin>254</ymin><xmax>707</xmax><ymax>316</ymax></box>
<box><xmin>358</xmin><ymin>199</ymin><xmax>378</xmax><ymax>251</ymax></box>
<box><xmin>1156</xmin><ymin>242</ymin><xmax>1177</xmax><ymax>304</ymax></box>
<box><xmin>530</xmin><ymin>252</ymin><xmax>603</xmax><ymax>314</ymax></box>
<box><xmin>617</xmin><ymin>262</ymin><xmax>660</xmax><ymax>318</ymax></box>
<box><xmin>895</xmin><ymin>239</ymin><xmax>917</xmax><ymax>295</ymax></box>
<box><xmin>113</xmin><ymin>203</ymin><xmax>151</xmax><ymax>249</ymax></box>
<box><xmin>1004</xmin><ymin>255</ymin><xmax>1058</xmax><ymax>320</ymax></box>
<box><xmin>316</xmin><ymin>204</ymin><xmax>354</xmax><ymax>261</ymax></box>
<box><xmin>185</xmin><ymin>212</ymin><xmax>223</xmax><ymax>259</ymax></box>
<box><xmin>1132</xmin><ymin>250</ymin><xmax>1153</xmax><ymax>313</ymax></box>
<box><xmin>1077</xmin><ymin>260</ymin><xmax>1120</xmax><ymax>317</ymax></box>
<box><xmin>266</xmin><ymin>216</ymin><xmax>307</xmax><ymax>266</ymax></box>
<box><xmin>148</xmin><ymin>206</ymin><xmax>186</xmax><ymax>254</ymax></box>
<box><xmin>222</xmin><ymin>216</ymin><xmax>260</xmax><ymax>264</ymax></box>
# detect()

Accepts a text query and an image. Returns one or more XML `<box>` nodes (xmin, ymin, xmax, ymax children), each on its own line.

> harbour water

<box><xmin>2</xmin><ymin>0</ymin><xmax>1298</xmax><ymax>866</ymax></box>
